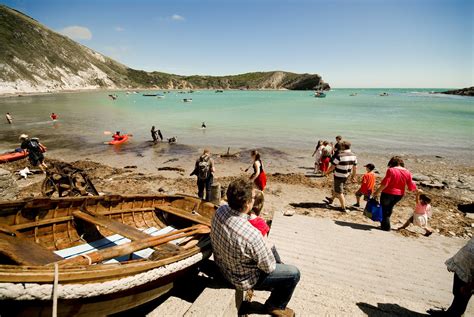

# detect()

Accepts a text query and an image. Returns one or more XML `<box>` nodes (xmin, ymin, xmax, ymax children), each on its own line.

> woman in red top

<box><xmin>248</xmin><ymin>150</ymin><xmax>267</xmax><ymax>191</ymax></box>
<box><xmin>373</xmin><ymin>156</ymin><xmax>417</xmax><ymax>231</ymax></box>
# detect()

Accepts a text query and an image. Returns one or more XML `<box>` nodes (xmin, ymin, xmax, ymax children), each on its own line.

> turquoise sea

<box><xmin>0</xmin><ymin>89</ymin><xmax>473</xmax><ymax>158</ymax></box>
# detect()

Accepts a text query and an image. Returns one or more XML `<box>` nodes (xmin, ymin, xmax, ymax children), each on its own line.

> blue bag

<box><xmin>364</xmin><ymin>198</ymin><xmax>383</xmax><ymax>222</ymax></box>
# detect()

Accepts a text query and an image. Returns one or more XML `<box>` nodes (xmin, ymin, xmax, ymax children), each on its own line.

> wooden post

<box><xmin>210</xmin><ymin>183</ymin><xmax>221</xmax><ymax>205</ymax></box>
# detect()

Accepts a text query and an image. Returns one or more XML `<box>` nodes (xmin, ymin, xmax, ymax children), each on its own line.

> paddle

<box><xmin>54</xmin><ymin>224</ymin><xmax>210</xmax><ymax>267</ymax></box>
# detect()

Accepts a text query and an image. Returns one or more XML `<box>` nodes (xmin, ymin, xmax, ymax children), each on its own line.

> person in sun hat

<box><xmin>19</xmin><ymin>134</ymin><xmax>48</xmax><ymax>172</ymax></box>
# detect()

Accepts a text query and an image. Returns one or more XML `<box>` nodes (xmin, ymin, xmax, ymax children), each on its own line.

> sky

<box><xmin>2</xmin><ymin>0</ymin><xmax>473</xmax><ymax>88</ymax></box>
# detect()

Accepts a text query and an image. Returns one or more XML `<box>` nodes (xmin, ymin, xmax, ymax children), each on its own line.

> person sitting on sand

<box><xmin>19</xmin><ymin>134</ymin><xmax>47</xmax><ymax>172</ymax></box>
<box><xmin>50</xmin><ymin>113</ymin><xmax>58</xmax><ymax>121</ymax></box>
<box><xmin>324</xmin><ymin>141</ymin><xmax>357</xmax><ymax>212</ymax></box>
<box><xmin>397</xmin><ymin>191</ymin><xmax>433</xmax><ymax>236</ymax></box>
<box><xmin>312</xmin><ymin>140</ymin><xmax>323</xmax><ymax>174</ymax></box>
<box><xmin>211</xmin><ymin>178</ymin><xmax>300</xmax><ymax>316</ymax></box>
<box><xmin>353</xmin><ymin>163</ymin><xmax>376</xmax><ymax>207</ymax></box>
<box><xmin>5</xmin><ymin>112</ymin><xmax>13</xmax><ymax>124</ymax></box>
<box><xmin>428</xmin><ymin>238</ymin><xmax>473</xmax><ymax>317</ymax></box>
<box><xmin>190</xmin><ymin>149</ymin><xmax>215</xmax><ymax>201</ymax></box>
<box><xmin>112</xmin><ymin>131</ymin><xmax>122</xmax><ymax>141</ymax></box>
<box><xmin>372</xmin><ymin>156</ymin><xmax>417</xmax><ymax>231</ymax></box>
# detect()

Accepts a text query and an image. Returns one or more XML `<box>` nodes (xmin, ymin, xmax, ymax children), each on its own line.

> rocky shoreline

<box><xmin>440</xmin><ymin>86</ymin><xmax>474</xmax><ymax>97</ymax></box>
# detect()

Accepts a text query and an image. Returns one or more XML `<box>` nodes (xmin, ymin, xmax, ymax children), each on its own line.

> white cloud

<box><xmin>115</xmin><ymin>26</ymin><xmax>124</xmax><ymax>32</ymax></box>
<box><xmin>60</xmin><ymin>26</ymin><xmax>92</xmax><ymax>40</ymax></box>
<box><xmin>171</xmin><ymin>14</ymin><xmax>185</xmax><ymax>21</ymax></box>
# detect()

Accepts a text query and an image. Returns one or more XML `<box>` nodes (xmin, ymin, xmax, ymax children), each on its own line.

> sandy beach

<box><xmin>2</xmin><ymin>143</ymin><xmax>473</xmax><ymax>239</ymax></box>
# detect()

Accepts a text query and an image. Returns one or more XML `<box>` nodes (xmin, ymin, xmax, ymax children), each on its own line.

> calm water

<box><xmin>0</xmin><ymin>89</ymin><xmax>473</xmax><ymax>158</ymax></box>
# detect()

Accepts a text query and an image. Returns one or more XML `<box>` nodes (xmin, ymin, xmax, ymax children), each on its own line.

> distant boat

<box><xmin>156</xmin><ymin>94</ymin><xmax>165</xmax><ymax>99</ymax></box>
<box><xmin>183</xmin><ymin>98</ymin><xmax>192</xmax><ymax>102</ymax></box>
<box><xmin>379</xmin><ymin>92</ymin><xmax>389</xmax><ymax>96</ymax></box>
<box><xmin>314</xmin><ymin>91</ymin><xmax>326</xmax><ymax>98</ymax></box>
<box><xmin>350</xmin><ymin>93</ymin><xmax>357</xmax><ymax>96</ymax></box>
<box><xmin>108</xmin><ymin>94</ymin><xmax>117</xmax><ymax>100</ymax></box>
<box><xmin>215</xmin><ymin>90</ymin><xmax>224</xmax><ymax>93</ymax></box>
<box><xmin>143</xmin><ymin>93</ymin><xmax>159</xmax><ymax>97</ymax></box>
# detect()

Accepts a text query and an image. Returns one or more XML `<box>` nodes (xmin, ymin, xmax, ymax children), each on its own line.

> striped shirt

<box><xmin>211</xmin><ymin>204</ymin><xmax>276</xmax><ymax>290</ymax></box>
<box><xmin>332</xmin><ymin>149</ymin><xmax>357</xmax><ymax>178</ymax></box>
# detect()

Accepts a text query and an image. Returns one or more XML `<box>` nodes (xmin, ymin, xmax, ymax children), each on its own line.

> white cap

<box><xmin>19</xmin><ymin>134</ymin><xmax>28</xmax><ymax>140</ymax></box>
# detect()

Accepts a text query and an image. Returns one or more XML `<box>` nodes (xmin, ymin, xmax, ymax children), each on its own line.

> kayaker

<box><xmin>19</xmin><ymin>134</ymin><xmax>48</xmax><ymax>172</ymax></box>
<box><xmin>50</xmin><ymin>113</ymin><xmax>58</xmax><ymax>121</ymax></box>
<box><xmin>5</xmin><ymin>112</ymin><xmax>13</xmax><ymax>124</ymax></box>
<box><xmin>112</xmin><ymin>131</ymin><xmax>122</xmax><ymax>141</ymax></box>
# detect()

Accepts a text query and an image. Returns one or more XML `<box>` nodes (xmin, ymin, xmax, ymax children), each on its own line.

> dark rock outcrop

<box><xmin>440</xmin><ymin>87</ymin><xmax>474</xmax><ymax>97</ymax></box>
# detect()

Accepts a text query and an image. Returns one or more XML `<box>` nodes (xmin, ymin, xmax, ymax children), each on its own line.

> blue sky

<box><xmin>3</xmin><ymin>0</ymin><xmax>473</xmax><ymax>88</ymax></box>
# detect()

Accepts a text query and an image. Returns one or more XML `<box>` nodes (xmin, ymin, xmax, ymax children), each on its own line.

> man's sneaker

<box><xmin>324</xmin><ymin>197</ymin><xmax>334</xmax><ymax>204</ymax></box>
<box><xmin>265</xmin><ymin>304</ymin><xmax>295</xmax><ymax>317</ymax></box>
<box><xmin>352</xmin><ymin>203</ymin><xmax>360</xmax><ymax>207</ymax></box>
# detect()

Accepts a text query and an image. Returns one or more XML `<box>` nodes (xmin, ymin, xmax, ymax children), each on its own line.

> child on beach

<box><xmin>248</xmin><ymin>191</ymin><xmax>282</xmax><ymax>263</ymax></box>
<box><xmin>398</xmin><ymin>191</ymin><xmax>434</xmax><ymax>236</ymax></box>
<box><xmin>353</xmin><ymin>163</ymin><xmax>376</xmax><ymax>207</ymax></box>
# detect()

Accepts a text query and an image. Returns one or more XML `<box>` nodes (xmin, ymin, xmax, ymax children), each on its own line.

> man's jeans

<box><xmin>254</xmin><ymin>264</ymin><xmax>301</xmax><ymax>309</ymax></box>
<box><xmin>197</xmin><ymin>175</ymin><xmax>213</xmax><ymax>201</ymax></box>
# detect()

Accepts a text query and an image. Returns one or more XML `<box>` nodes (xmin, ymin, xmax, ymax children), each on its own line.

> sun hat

<box><xmin>19</xmin><ymin>134</ymin><xmax>28</xmax><ymax>140</ymax></box>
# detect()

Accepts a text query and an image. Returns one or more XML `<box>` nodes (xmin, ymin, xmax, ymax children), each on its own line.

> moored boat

<box><xmin>0</xmin><ymin>194</ymin><xmax>215</xmax><ymax>316</ymax></box>
<box><xmin>314</xmin><ymin>91</ymin><xmax>326</xmax><ymax>98</ymax></box>
<box><xmin>182</xmin><ymin>98</ymin><xmax>192</xmax><ymax>102</ymax></box>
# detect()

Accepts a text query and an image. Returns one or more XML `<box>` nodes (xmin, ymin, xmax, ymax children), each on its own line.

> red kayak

<box><xmin>108</xmin><ymin>134</ymin><xmax>129</xmax><ymax>145</ymax></box>
<box><xmin>0</xmin><ymin>151</ymin><xmax>27</xmax><ymax>163</ymax></box>
<box><xmin>0</xmin><ymin>147</ymin><xmax>47</xmax><ymax>163</ymax></box>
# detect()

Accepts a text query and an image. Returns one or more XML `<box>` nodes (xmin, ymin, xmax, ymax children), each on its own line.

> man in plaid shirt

<box><xmin>211</xmin><ymin>178</ymin><xmax>300</xmax><ymax>317</ymax></box>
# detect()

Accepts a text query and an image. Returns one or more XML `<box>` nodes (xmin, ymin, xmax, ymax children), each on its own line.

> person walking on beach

<box><xmin>353</xmin><ymin>163</ymin><xmax>376</xmax><ymax>207</ymax></box>
<box><xmin>5</xmin><ymin>112</ymin><xmax>13</xmax><ymax>124</ymax></box>
<box><xmin>150</xmin><ymin>126</ymin><xmax>163</xmax><ymax>143</ymax></box>
<box><xmin>201</xmin><ymin>122</ymin><xmax>207</xmax><ymax>129</ymax></box>
<box><xmin>19</xmin><ymin>134</ymin><xmax>47</xmax><ymax>172</ymax></box>
<box><xmin>397</xmin><ymin>191</ymin><xmax>434</xmax><ymax>236</ymax></box>
<box><xmin>211</xmin><ymin>178</ymin><xmax>300</xmax><ymax>316</ymax></box>
<box><xmin>324</xmin><ymin>141</ymin><xmax>357</xmax><ymax>212</ymax></box>
<box><xmin>190</xmin><ymin>149</ymin><xmax>215</xmax><ymax>201</ymax></box>
<box><xmin>312</xmin><ymin>140</ymin><xmax>323</xmax><ymax>174</ymax></box>
<box><xmin>331</xmin><ymin>135</ymin><xmax>342</xmax><ymax>162</ymax></box>
<box><xmin>247</xmin><ymin>150</ymin><xmax>267</xmax><ymax>191</ymax></box>
<box><xmin>372</xmin><ymin>156</ymin><xmax>417</xmax><ymax>231</ymax></box>
<box><xmin>320</xmin><ymin>141</ymin><xmax>332</xmax><ymax>173</ymax></box>
<box><xmin>428</xmin><ymin>238</ymin><xmax>473</xmax><ymax>317</ymax></box>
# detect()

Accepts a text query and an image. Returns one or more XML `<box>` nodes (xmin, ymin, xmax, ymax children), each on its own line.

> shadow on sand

<box><xmin>334</xmin><ymin>220</ymin><xmax>379</xmax><ymax>231</ymax></box>
<box><xmin>357</xmin><ymin>302</ymin><xmax>429</xmax><ymax>316</ymax></box>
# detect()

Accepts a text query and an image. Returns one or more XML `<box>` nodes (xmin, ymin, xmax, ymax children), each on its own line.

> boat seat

<box><xmin>0</xmin><ymin>232</ymin><xmax>63</xmax><ymax>265</ymax></box>
<box><xmin>54</xmin><ymin>226</ymin><xmax>183</xmax><ymax>264</ymax></box>
<box><xmin>155</xmin><ymin>205</ymin><xmax>212</xmax><ymax>227</ymax></box>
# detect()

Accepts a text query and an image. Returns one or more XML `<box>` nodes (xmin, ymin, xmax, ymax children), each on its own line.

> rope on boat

<box><xmin>80</xmin><ymin>254</ymin><xmax>93</xmax><ymax>265</ymax></box>
<box><xmin>52</xmin><ymin>263</ymin><xmax>59</xmax><ymax>317</ymax></box>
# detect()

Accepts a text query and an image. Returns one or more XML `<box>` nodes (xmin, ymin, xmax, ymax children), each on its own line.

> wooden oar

<box><xmin>53</xmin><ymin>224</ymin><xmax>210</xmax><ymax>267</ymax></box>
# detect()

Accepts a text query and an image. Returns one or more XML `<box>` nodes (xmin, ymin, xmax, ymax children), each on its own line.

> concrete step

<box><xmin>146</xmin><ymin>295</ymin><xmax>192</xmax><ymax>317</ymax></box>
<box><xmin>185</xmin><ymin>287</ymin><xmax>243</xmax><ymax>317</ymax></box>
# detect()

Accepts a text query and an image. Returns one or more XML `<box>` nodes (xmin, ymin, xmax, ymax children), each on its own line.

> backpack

<box><xmin>28</xmin><ymin>138</ymin><xmax>41</xmax><ymax>153</ymax></box>
<box><xmin>197</xmin><ymin>156</ymin><xmax>211</xmax><ymax>180</ymax></box>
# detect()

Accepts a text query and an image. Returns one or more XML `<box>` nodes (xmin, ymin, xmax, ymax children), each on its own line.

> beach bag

<box><xmin>364</xmin><ymin>198</ymin><xmax>383</xmax><ymax>222</ymax></box>
<box><xmin>255</xmin><ymin>170</ymin><xmax>267</xmax><ymax>191</ymax></box>
<box><xmin>197</xmin><ymin>156</ymin><xmax>210</xmax><ymax>180</ymax></box>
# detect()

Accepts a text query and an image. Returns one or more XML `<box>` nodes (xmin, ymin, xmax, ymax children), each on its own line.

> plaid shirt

<box><xmin>211</xmin><ymin>204</ymin><xmax>276</xmax><ymax>290</ymax></box>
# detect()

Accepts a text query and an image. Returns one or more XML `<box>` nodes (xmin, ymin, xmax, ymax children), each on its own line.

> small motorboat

<box><xmin>215</xmin><ymin>90</ymin><xmax>224</xmax><ymax>93</ymax></box>
<box><xmin>183</xmin><ymin>98</ymin><xmax>192</xmax><ymax>102</ymax></box>
<box><xmin>108</xmin><ymin>94</ymin><xmax>117</xmax><ymax>100</ymax></box>
<box><xmin>350</xmin><ymin>93</ymin><xmax>357</xmax><ymax>96</ymax></box>
<box><xmin>314</xmin><ymin>91</ymin><xmax>326</xmax><ymax>98</ymax></box>
<box><xmin>143</xmin><ymin>93</ymin><xmax>158</xmax><ymax>97</ymax></box>
<box><xmin>379</xmin><ymin>92</ymin><xmax>389</xmax><ymax>96</ymax></box>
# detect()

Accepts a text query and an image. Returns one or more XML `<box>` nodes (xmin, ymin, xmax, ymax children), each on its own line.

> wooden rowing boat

<box><xmin>0</xmin><ymin>194</ymin><xmax>216</xmax><ymax>316</ymax></box>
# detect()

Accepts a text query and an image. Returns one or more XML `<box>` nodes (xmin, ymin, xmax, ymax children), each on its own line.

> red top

<box><xmin>359</xmin><ymin>172</ymin><xmax>376</xmax><ymax>195</ymax></box>
<box><xmin>381</xmin><ymin>167</ymin><xmax>417</xmax><ymax>196</ymax></box>
<box><xmin>50</xmin><ymin>114</ymin><xmax>58</xmax><ymax>120</ymax></box>
<box><xmin>249</xmin><ymin>216</ymin><xmax>269</xmax><ymax>237</ymax></box>
<box><xmin>112</xmin><ymin>134</ymin><xmax>122</xmax><ymax>141</ymax></box>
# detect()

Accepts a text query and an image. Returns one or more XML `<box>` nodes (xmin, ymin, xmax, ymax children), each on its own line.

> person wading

<box><xmin>190</xmin><ymin>149</ymin><xmax>215</xmax><ymax>201</ymax></box>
